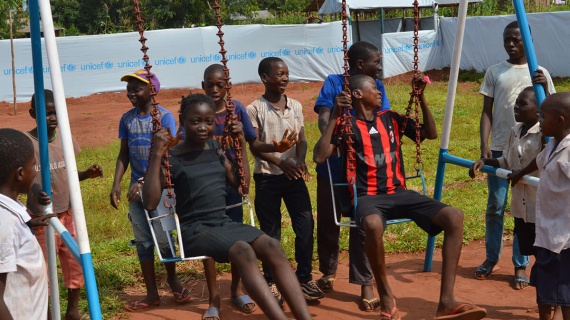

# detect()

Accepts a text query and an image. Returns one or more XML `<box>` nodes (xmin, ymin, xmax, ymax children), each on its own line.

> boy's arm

<box><xmin>313</xmin><ymin>104</ymin><xmax>341</xmax><ymax>164</ymax></box>
<box><xmin>249</xmin><ymin>128</ymin><xmax>302</xmax><ymax>180</ymax></box>
<box><xmin>508</xmin><ymin>157</ymin><xmax>538</xmax><ymax>187</ymax></box>
<box><xmin>295</xmin><ymin>127</ymin><xmax>309</xmax><ymax>179</ymax></box>
<box><xmin>480</xmin><ymin>95</ymin><xmax>494</xmax><ymax>159</ymax></box>
<box><xmin>0</xmin><ymin>273</ymin><xmax>14</xmax><ymax>320</ymax></box>
<box><xmin>469</xmin><ymin>158</ymin><xmax>500</xmax><ymax>179</ymax></box>
<box><xmin>141</xmin><ymin>130</ymin><xmax>168</xmax><ymax>211</ymax></box>
<box><xmin>110</xmin><ymin>139</ymin><xmax>129</xmax><ymax>209</ymax></box>
<box><xmin>418</xmin><ymin>92</ymin><xmax>437</xmax><ymax>140</ymax></box>
<box><xmin>317</xmin><ymin>107</ymin><xmax>332</xmax><ymax>134</ymax></box>
<box><xmin>79</xmin><ymin>164</ymin><xmax>103</xmax><ymax>181</ymax></box>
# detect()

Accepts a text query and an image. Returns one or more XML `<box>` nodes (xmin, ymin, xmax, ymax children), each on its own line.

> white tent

<box><xmin>318</xmin><ymin>0</ymin><xmax>483</xmax><ymax>15</ymax></box>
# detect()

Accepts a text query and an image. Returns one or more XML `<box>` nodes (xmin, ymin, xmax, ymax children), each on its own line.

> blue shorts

<box><xmin>128</xmin><ymin>199</ymin><xmax>174</xmax><ymax>262</ymax></box>
<box><xmin>531</xmin><ymin>247</ymin><xmax>570</xmax><ymax>307</ymax></box>
<box><xmin>356</xmin><ymin>190</ymin><xmax>448</xmax><ymax>236</ymax></box>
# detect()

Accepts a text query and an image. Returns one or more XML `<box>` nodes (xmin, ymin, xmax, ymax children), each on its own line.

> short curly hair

<box><xmin>0</xmin><ymin>128</ymin><xmax>34</xmax><ymax>185</ymax></box>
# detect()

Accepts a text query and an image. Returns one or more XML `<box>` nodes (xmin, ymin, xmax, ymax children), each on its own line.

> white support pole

<box><xmin>439</xmin><ymin>0</ymin><xmax>468</xmax><ymax>150</ymax></box>
<box><xmin>37</xmin><ymin>0</ymin><xmax>102</xmax><ymax>318</ymax></box>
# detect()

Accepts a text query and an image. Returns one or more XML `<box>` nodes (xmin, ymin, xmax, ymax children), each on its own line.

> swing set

<box><xmin>24</xmin><ymin>0</ymin><xmax>544</xmax><ymax>317</ymax></box>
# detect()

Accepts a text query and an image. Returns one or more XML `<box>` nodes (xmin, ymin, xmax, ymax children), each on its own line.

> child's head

<box><xmin>29</xmin><ymin>89</ymin><xmax>57</xmax><ymax>133</ymax></box>
<box><xmin>258</xmin><ymin>57</ymin><xmax>289</xmax><ymax>95</ymax></box>
<box><xmin>539</xmin><ymin>92</ymin><xmax>570</xmax><ymax>138</ymax></box>
<box><xmin>179</xmin><ymin>94</ymin><xmax>216</xmax><ymax>144</ymax></box>
<box><xmin>0</xmin><ymin>128</ymin><xmax>35</xmax><ymax>192</ymax></box>
<box><xmin>347</xmin><ymin>41</ymin><xmax>382</xmax><ymax>78</ymax></box>
<box><xmin>202</xmin><ymin>64</ymin><xmax>228</xmax><ymax>106</ymax></box>
<box><xmin>121</xmin><ymin>70</ymin><xmax>161</xmax><ymax>107</ymax></box>
<box><xmin>514</xmin><ymin>86</ymin><xmax>538</xmax><ymax>125</ymax></box>
<box><xmin>348</xmin><ymin>74</ymin><xmax>382</xmax><ymax>112</ymax></box>
<box><xmin>503</xmin><ymin>21</ymin><xmax>525</xmax><ymax>62</ymax></box>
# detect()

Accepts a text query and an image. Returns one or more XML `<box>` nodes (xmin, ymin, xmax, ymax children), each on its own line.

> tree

<box><xmin>0</xmin><ymin>0</ymin><xmax>26</xmax><ymax>115</ymax></box>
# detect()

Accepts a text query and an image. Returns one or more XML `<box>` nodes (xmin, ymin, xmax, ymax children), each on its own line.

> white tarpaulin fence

<box><xmin>1</xmin><ymin>11</ymin><xmax>569</xmax><ymax>102</ymax></box>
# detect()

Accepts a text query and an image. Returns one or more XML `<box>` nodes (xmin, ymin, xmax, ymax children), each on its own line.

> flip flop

<box><xmin>514</xmin><ymin>275</ymin><xmax>531</xmax><ymax>290</ymax></box>
<box><xmin>172</xmin><ymin>287</ymin><xmax>191</xmax><ymax>304</ymax></box>
<box><xmin>380</xmin><ymin>300</ymin><xmax>401</xmax><ymax>320</ymax></box>
<box><xmin>435</xmin><ymin>304</ymin><xmax>487</xmax><ymax>320</ymax></box>
<box><xmin>474</xmin><ymin>261</ymin><xmax>498</xmax><ymax>280</ymax></box>
<box><xmin>124</xmin><ymin>299</ymin><xmax>160</xmax><ymax>312</ymax></box>
<box><xmin>79</xmin><ymin>314</ymin><xmax>91</xmax><ymax>320</ymax></box>
<box><xmin>232</xmin><ymin>295</ymin><xmax>257</xmax><ymax>314</ymax></box>
<box><xmin>359</xmin><ymin>297</ymin><xmax>381</xmax><ymax>312</ymax></box>
<box><xmin>316</xmin><ymin>277</ymin><xmax>335</xmax><ymax>293</ymax></box>
<box><xmin>202</xmin><ymin>307</ymin><xmax>220</xmax><ymax>320</ymax></box>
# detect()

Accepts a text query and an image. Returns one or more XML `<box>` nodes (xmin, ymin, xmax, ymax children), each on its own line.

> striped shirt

<box><xmin>332</xmin><ymin>110</ymin><xmax>421</xmax><ymax>196</ymax></box>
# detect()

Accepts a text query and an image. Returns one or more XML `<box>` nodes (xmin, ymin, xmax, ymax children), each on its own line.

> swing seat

<box><xmin>326</xmin><ymin>159</ymin><xmax>436</xmax><ymax>271</ymax></box>
<box><xmin>139</xmin><ymin>183</ymin><xmax>256</xmax><ymax>263</ymax></box>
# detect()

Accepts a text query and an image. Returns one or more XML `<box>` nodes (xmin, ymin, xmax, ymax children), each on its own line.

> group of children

<box><xmin>1</xmin><ymin>20</ymin><xmax>569</xmax><ymax>320</ymax></box>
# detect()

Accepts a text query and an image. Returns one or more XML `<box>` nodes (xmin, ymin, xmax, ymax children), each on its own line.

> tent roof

<box><xmin>318</xmin><ymin>0</ymin><xmax>483</xmax><ymax>15</ymax></box>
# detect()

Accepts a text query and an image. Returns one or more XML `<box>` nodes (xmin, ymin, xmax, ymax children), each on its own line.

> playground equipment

<box><xmin>28</xmin><ymin>0</ymin><xmax>102</xmax><ymax>318</ymax></box>
<box><xmin>331</xmin><ymin>0</ymin><xmax>436</xmax><ymax>272</ymax></box>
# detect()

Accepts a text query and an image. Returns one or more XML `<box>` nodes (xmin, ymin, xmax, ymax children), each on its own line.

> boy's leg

<box><xmin>57</xmin><ymin>210</ymin><xmax>85</xmax><ymax>320</ymax></box>
<box><xmin>479</xmin><ymin>150</ymin><xmax>509</xmax><ymax>278</ymax></box>
<box><xmin>253</xmin><ymin>174</ymin><xmax>285</xmax><ymax>284</ymax></box>
<box><xmin>316</xmin><ymin>174</ymin><xmax>340</xmax><ymax>289</ymax></box>
<box><xmin>227</xmin><ymin>239</ymin><xmax>289</xmax><ymax>320</ymax></box>
<box><xmin>512</xmin><ymin>232</ymin><xmax>530</xmax><ymax>289</ymax></box>
<box><xmin>250</xmin><ymin>235</ymin><xmax>312</xmax><ymax>320</ymax></box>
<box><xmin>348</xmin><ymin>226</ymin><xmax>377</xmax><ymax>306</ymax></box>
<box><xmin>283</xmin><ymin>178</ymin><xmax>324</xmax><ymax>300</ymax></box>
<box><xmin>361</xmin><ymin>214</ymin><xmax>398</xmax><ymax>317</ymax></box>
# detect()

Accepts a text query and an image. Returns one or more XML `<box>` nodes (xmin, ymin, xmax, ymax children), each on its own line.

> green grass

<box><xmin>67</xmin><ymin>76</ymin><xmax>570</xmax><ymax>318</ymax></box>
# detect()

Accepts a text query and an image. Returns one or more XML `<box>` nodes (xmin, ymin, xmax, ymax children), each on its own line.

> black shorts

<box><xmin>356</xmin><ymin>190</ymin><xmax>448</xmax><ymax>236</ymax></box>
<box><xmin>514</xmin><ymin>217</ymin><xmax>536</xmax><ymax>256</ymax></box>
<box><xmin>530</xmin><ymin>247</ymin><xmax>570</xmax><ymax>307</ymax></box>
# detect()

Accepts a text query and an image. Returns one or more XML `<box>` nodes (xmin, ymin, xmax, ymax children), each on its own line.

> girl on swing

<box><xmin>142</xmin><ymin>94</ymin><xmax>311</xmax><ymax>320</ymax></box>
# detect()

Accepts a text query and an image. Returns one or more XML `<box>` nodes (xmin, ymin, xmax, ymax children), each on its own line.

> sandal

<box><xmin>316</xmin><ymin>277</ymin><xmax>335</xmax><ymax>293</ymax></box>
<box><xmin>474</xmin><ymin>261</ymin><xmax>497</xmax><ymax>280</ymax></box>
<box><xmin>434</xmin><ymin>303</ymin><xmax>487</xmax><ymax>319</ymax></box>
<box><xmin>359</xmin><ymin>297</ymin><xmax>381</xmax><ymax>312</ymax></box>
<box><xmin>124</xmin><ymin>299</ymin><xmax>160</xmax><ymax>312</ymax></box>
<box><xmin>380</xmin><ymin>300</ymin><xmax>401</xmax><ymax>320</ymax></box>
<box><xmin>232</xmin><ymin>295</ymin><xmax>257</xmax><ymax>314</ymax></box>
<box><xmin>172</xmin><ymin>287</ymin><xmax>191</xmax><ymax>304</ymax></box>
<box><xmin>514</xmin><ymin>275</ymin><xmax>530</xmax><ymax>290</ymax></box>
<box><xmin>202</xmin><ymin>307</ymin><xmax>220</xmax><ymax>320</ymax></box>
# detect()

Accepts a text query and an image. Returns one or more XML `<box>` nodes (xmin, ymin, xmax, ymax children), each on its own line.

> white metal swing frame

<box><xmin>139</xmin><ymin>185</ymin><xmax>255</xmax><ymax>263</ymax></box>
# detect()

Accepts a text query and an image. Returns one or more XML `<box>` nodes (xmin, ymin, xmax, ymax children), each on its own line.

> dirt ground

<box><xmin>0</xmin><ymin>71</ymin><xmax>539</xmax><ymax>319</ymax></box>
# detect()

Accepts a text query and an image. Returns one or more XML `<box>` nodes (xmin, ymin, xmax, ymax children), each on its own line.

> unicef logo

<box><xmin>248</xmin><ymin>51</ymin><xmax>256</xmax><ymax>59</ymax></box>
<box><xmin>316</xmin><ymin>47</ymin><xmax>324</xmax><ymax>54</ymax></box>
<box><xmin>214</xmin><ymin>54</ymin><xmax>222</xmax><ymax>62</ymax></box>
<box><xmin>67</xmin><ymin>64</ymin><xmax>76</xmax><ymax>72</ymax></box>
<box><xmin>405</xmin><ymin>44</ymin><xmax>412</xmax><ymax>50</ymax></box>
<box><xmin>104</xmin><ymin>61</ymin><xmax>113</xmax><ymax>69</ymax></box>
<box><xmin>283</xmin><ymin>49</ymin><xmax>290</xmax><ymax>56</ymax></box>
<box><xmin>178</xmin><ymin>57</ymin><xmax>187</xmax><ymax>64</ymax></box>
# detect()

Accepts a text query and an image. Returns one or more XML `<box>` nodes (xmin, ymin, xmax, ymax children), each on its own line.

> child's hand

<box><xmin>469</xmin><ymin>159</ymin><xmax>485</xmax><ymax>179</ymax></box>
<box><xmin>278</xmin><ymin>158</ymin><xmax>303</xmax><ymax>180</ymax></box>
<box><xmin>28</xmin><ymin>213</ymin><xmax>57</xmax><ymax>227</ymax></box>
<box><xmin>532</xmin><ymin>69</ymin><xmax>549</xmax><ymax>95</ymax></box>
<box><xmin>273</xmin><ymin>129</ymin><xmax>298</xmax><ymax>153</ymax></box>
<box><xmin>126</xmin><ymin>183</ymin><xmax>141</xmax><ymax>202</ymax></box>
<box><xmin>298</xmin><ymin>162</ymin><xmax>311</xmax><ymax>182</ymax></box>
<box><xmin>37</xmin><ymin>191</ymin><xmax>51</xmax><ymax>206</ymax></box>
<box><xmin>110</xmin><ymin>188</ymin><xmax>121</xmax><ymax>209</ymax></box>
<box><xmin>507</xmin><ymin>170</ymin><xmax>523</xmax><ymax>187</ymax></box>
<box><xmin>334</xmin><ymin>91</ymin><xmax>351</xmax><ymax>117</ymax></box>
<box><xmin>411</xmin><ymin>72</ymin><xmax>428</xmax><ymax>93</ymax></box>
<box><xmin>153</xmin><ymin>128</ymin><xmax>180</xmax><ymax>154</ymax></box>
<box><xmin>86</xmin><ymin>164</ymin><xmax>103</xmax><ymax>179</ymax></box>
<box><xmin>229</xmin><ymin>115</ymin><xmax>244</xmax><ymax>137</ymax></box>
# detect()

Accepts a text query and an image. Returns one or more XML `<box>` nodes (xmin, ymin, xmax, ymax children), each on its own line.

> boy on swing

<box><xmin>314</xmin><ymin>74</ymin><xmax>487</xmax><ymax>320</ymax></box>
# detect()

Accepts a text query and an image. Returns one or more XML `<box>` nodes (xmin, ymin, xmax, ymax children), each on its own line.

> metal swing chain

<box><xmin>401</xmin><ymin>0</ymin><xmax>423</xmax><ymax>172</ymax></box>
<box><xmin>133</xmin><ymin>0</ymin><xmax>176</xmax><ymax>206</ymax></box>
<box><xmin>213</xmin><ymin>1</ymin><xmax>248</xmax><ymax>196</ymax></box>
<box><xmin>340</xmin><ymin>0</ymin><xmax>357</xmax><ymax>185</ymax></box>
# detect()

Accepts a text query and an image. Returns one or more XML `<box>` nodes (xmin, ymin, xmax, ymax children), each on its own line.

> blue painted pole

<box><xmin>512</xmin><ymin>0</ymin><xmax>546</xmax><ymax>107</ymax></box>
<box><xmin>29</xmin><ymin>0</ymin><xmax>61</xmax><ymax>318</ymax></box>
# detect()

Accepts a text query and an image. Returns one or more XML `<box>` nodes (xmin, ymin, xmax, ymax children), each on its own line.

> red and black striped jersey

<box><xmin>332</xmin><ymin>110</ymin><xmax>422</xmax><ymax>197</ymax></box>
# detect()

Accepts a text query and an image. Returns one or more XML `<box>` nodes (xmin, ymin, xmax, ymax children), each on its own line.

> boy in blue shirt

<box><xmin>110</xmin><ymin>70</ymin><xmax>189</xmax><ymax>310</ymax></box>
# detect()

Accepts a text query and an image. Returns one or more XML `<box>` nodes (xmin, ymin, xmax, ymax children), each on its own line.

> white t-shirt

<box><xmin>0</xmin><ymin>194</ymin><xmax>48</xmax><ymax>320</ymax></box>
<box><xmin>479</xmin><ymin>62</ymin><xmax>555</xmax><ymax>151</ymax></box>
<box><xmin>535</xmin><ymin>133</ymin><xmax>570</xmax><ymax>253</ymax></box>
